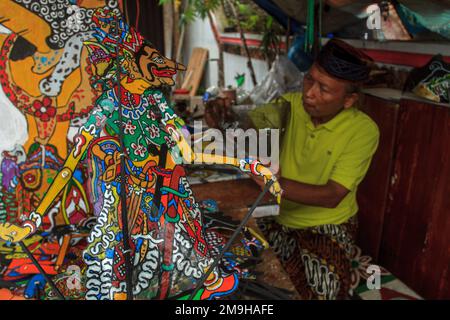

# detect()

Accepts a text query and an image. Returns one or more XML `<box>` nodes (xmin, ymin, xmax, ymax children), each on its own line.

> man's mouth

<box><xmin>303</xmin><ymin>100</ymin><xmax>315</xmax><ymax>111</ymax></box>
<box><xmin>151</xmin><ymin>67</ymin><xmax>176</xmax><ymax>78</ymax></box>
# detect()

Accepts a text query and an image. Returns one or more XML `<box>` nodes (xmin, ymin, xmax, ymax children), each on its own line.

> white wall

<box><xmin>182</xmin><ymin>17</ymin><xmax>269</xmax><ymax>93</ymax></box>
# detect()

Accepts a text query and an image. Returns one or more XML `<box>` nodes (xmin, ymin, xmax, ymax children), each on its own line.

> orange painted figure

<box><xmin>0</xmin><ymin>0</ymin><xmax>121</xmax><ymax>237</ymax></box>
<box><xmin>0</xmin><ymin>7</ymin><xmax>282</xmax><ymax>300</ymax></box>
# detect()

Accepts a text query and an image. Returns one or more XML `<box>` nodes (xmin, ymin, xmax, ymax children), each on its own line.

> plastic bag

<box><xmin>250</xmin><ymin>55</ymin><xmax>303</xmax><ymax>105</ymax></box>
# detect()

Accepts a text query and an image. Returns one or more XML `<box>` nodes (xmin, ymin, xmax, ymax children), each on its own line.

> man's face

<box><xmin>302</xmin><ymin>63</ymin><xmax>356</xmax><ymax>123</ymax></box>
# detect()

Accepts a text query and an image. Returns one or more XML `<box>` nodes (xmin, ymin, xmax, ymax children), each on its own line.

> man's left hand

<box><xmin>249</xmin><ymin>167</ymin><xmax>282</xmax><ymax>200</ymax></box>
<box><xmin>250</xmin><ymin>174</ymin><xmax>265</xmax><ymax>189</ymax></box>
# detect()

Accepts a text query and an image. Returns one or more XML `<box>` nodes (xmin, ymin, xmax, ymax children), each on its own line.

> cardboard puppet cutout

<box><xmin>0</xmin><ymin>0</ymin><xmax>122</xmax><ymax>245</ymax></box>
<box><xmin>0</xmin><ymin>8</ymin><xmax>282</xmax><ymax>300</ymax></box>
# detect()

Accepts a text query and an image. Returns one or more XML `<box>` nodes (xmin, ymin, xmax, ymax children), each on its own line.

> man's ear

<box><xmin>343</xmin><ymin>92</ymin><xmax>359</xmax><ymax>109</ymax></box>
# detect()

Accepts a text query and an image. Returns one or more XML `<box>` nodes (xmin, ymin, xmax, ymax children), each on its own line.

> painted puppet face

<box><xmin>135</xmin><ymin>44</ymin><xmax>186</xmax><ymax>87</ymax></box>
<box><xmin>86</xmin><ymin>8</ymin><xmax>186</xmax><ymax>91</ymax></box>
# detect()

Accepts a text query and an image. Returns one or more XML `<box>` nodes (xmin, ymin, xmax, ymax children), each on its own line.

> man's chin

<box><xmin>303</xmin><ymin>102</ymin><xmax>316</xmax><ymax>115</ymax></box>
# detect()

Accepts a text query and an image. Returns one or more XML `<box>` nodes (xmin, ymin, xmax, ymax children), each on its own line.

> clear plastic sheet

<box><xmin>250</xmin><ymin>55</ymin><xmax>303</xmax><ymax>105</ymax></box>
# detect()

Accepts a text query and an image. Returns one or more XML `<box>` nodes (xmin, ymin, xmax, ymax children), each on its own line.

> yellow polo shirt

<box><xmin>249</xmin><ymin>92</ymin><xmax>379</xmax><ymax>228</ymax></box>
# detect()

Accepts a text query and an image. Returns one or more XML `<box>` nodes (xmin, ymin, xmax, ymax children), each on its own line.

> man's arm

<box><xmin>252</xmin><ymin>175</ymin><xmax>348</xmax><ymax>208</ymax></box>
<box><xmin>248</xmin><ymin>96</ymin><xmax>291</xmax><ymax>130</ymax></box>
<box><xmin>252</xmin><ymin>117</ymin><xmax>379</xmax><ymax>208</ymax></box>
<box><xmin>278</xmin><ymin>178</ymin><xmax>349</xmax><ymax>208</ymax></box>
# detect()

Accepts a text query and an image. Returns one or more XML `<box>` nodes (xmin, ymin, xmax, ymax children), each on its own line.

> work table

<box><xmin>190</xmin><ymin>179</ymin><xmax>301</xmax><ymax>300</ymax></box>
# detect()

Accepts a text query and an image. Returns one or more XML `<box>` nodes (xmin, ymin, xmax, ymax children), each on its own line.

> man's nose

<box><xmin>304</xmin><ymin>83</ymin><xmax>317</xmax><ymax>99</ymax></box>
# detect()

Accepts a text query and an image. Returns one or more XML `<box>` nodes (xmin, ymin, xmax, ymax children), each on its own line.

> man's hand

<box><xmin>250</xmin><ymin>166</ymin><xmax>281</xmax><ymax>188</ymax></box>
<box><xmin>0</xmin><ymin>222</ymin><xmax>33</xmax><ymax>243</ymax></box>
<box><xmin>204</xmin><ymin>97</ymin><xmax>234</xmax><ymax>129</ymax></box>
<box><xmin>249</xmin><ymin>167</ymin><xmax>282</xmax><ymax>203</ymax></box>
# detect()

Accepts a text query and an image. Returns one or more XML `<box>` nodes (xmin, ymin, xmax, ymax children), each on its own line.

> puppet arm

<box><xmin>163</xmin><ymin>118</ymin><xmax>283</xmax><ymax>203</ymax></box>
<box><xmin>151</xmin><ymin>91</ymin><xmax>283</xmax><ymax>203</ymax></box>
<box><xmin>0</xmin><ymin>98</ymin><xmax>116</xmax><ymax>243</ymax></box>
<box><xmin>189</xmin><ymin>152</ymin><xmax>282</xmax><ymax>204</ymax></box>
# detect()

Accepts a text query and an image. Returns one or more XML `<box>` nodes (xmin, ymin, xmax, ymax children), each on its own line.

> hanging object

<box><xmin>304</xmin><ymin>0</ymin><xmax>315</xmax><ymax>54</ymax></box>
<box><xmin>288</xmin><ymin>34</ymin><xmax>313</xmax><ymax>72</ymax></box>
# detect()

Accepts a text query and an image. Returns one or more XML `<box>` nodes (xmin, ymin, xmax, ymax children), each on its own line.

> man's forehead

<box><xmin>308</xmin><ymin>63</ymin><xmax>346</xmax><ymax>87</ymax></box>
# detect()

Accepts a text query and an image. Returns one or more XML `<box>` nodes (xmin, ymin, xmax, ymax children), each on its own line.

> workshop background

<box><xmin>0</xmin><ymin>0</ymin><xmax>449</xmax><ymax>300</ymax></box>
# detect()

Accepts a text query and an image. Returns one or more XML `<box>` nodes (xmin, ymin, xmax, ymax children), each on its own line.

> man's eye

<box><xmin>152</xmin><ymin>57</ymin><xmax>164</xmax><ymax>64</ymax></box>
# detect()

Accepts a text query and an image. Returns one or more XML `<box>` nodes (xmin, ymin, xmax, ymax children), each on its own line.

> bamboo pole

<box><xmin>207</xmin><ymin>10</ymin><xmax>225</xmax><ymax>88</ymax></box>
<box><xmin>227</xmin><ymin>0</ymin><xmax>257</xmax><ymax>87</ymax></box>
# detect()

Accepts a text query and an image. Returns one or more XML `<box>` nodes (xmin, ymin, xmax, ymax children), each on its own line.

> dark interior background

<box><xmin>123</xmin><ymin>0</ymin><xmax>165</xmax><ymax>54</ymax></box>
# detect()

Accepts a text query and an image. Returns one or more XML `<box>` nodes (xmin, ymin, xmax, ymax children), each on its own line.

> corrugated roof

<box><xmin>265</xmin><ymin>0</ymin><xmax>450</xmax><ymax>39</ymax></box>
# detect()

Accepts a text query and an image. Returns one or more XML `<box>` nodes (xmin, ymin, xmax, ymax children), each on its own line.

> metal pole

<box><xmin>114</xmin><ymin>16</ymin><xmax>134</xmax><ymax>300</ymax></box>
<box><xmin>188</xmin><ymin>179</ymin><xmax>274</xmax><ymax>300</ymax></box>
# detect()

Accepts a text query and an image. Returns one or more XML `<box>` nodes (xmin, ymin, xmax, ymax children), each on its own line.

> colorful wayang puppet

<box><xmin>0</xmin><ymin>9</ymin><xmax>282</xmax><ymax>300</ymax></box>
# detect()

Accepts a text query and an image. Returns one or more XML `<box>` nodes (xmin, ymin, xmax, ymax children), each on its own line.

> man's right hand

<box><xmin>204</xmin><ymin>97</ymin><xmax>231</xmax><ymax>129</ymax></box>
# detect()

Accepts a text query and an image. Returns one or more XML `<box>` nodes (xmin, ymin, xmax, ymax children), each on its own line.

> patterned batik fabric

<box><xmin>257</xmin><ymin>215</ymin><xmax>358</xmax><ymax>300</ymax></box>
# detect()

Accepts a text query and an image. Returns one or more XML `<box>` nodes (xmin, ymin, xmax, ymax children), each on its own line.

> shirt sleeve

<box><xmin>248</xmin><ymin>92</ymin><xmax>295</xmax><ymax>130</ymax></box>
<box><xmin>330</xmin><ymin>122</ymin><xmax>380</xmax><ymax>191</ymax></box>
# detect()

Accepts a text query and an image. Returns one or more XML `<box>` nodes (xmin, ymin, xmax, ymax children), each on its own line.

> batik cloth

<box><xmin>257</xmin><ymin>215</ymin><xmax>357</xmax><ymax>300</ymax></box>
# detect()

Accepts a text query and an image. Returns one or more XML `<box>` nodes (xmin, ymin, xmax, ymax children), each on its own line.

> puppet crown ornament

<box><xmin>85</xmin><ymin>8</ymin><xmax>186</xmax><ymax>93</ymax></box>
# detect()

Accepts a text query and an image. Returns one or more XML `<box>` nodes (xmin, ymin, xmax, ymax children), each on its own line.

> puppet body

<box><xmin>81</xmin><ymin>86</ymin><xmax>237</xmax><ymax>300</ymax></box>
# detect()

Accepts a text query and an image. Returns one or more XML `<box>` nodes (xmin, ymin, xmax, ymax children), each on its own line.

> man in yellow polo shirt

<box><xmin>249</xmin><ymin>39</ymin><xmax>379</xmax><ymax>300</ymax></box>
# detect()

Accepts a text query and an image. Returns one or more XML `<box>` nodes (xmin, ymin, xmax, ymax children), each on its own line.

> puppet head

<box><xmin>85</xmin><ymin>8</ymin><xmax>185</xmax><ymax>92</ymax></box>
<box><xmin>134</xmin><ymin>41</ymin><xmax>186</xmax><ymax>87</ymax></box>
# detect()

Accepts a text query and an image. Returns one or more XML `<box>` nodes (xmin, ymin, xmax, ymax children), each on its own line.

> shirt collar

<box><xmin>305</xmin><ymin>107</ymin><xmax>356</xmax><ymax>131</ymax></box>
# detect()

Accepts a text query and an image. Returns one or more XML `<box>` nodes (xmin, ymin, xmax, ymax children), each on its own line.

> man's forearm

<box><xmin>279</xmin><ymin>177</ymin><xmax>349</xmax><ymax>208</ymax></box>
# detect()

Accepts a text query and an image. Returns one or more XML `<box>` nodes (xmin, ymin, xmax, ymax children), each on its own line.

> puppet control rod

<box><xmin>114</xmin><ymin>16</ymin><xmax>135</xmax><ymax>301</ymax></box>
<box><xmin>189</xmin><ymin>179</ymin><xmax>275</xmax><ymax>300</ymax></box>
<box><xmin>18</xmin><ymin>241</ymin><xmax>65</xmax><ymax>300</ymax></box>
